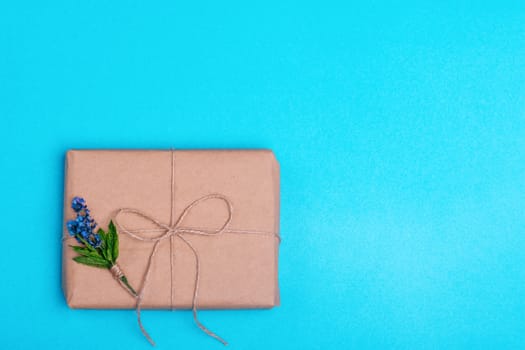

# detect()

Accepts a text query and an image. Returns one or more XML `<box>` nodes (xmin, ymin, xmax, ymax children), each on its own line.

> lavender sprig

<box><xmin>67</xmin><ymin>197</ymin><xmax>137</xmax><ymax>297</ymax></box>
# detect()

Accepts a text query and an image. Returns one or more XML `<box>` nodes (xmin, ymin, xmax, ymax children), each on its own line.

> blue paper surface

<box><xmin>1</xmin><ymin>1</ymin><xmax>524</xmax><ymax>349</ymax></box>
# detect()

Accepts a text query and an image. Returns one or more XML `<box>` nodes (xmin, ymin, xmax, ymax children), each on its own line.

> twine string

<box><xmin>169</xmin><ymin>149</ymin><xmax>176</xmax><ymax>311</ymax></box>
<box><xmin>110</xmin><ymin>264</ymin><xmax>124</xmax><ymax>279</ymax></box>
<box><xmin>114</xmin><ymin>193</ymin><xmax>234</xmax><ymax>346</ymax></box>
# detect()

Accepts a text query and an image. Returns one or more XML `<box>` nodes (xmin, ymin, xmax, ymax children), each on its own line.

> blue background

<box><xmin>1</xmin><ymin>1</ymin><xmax>524</xmax><ymax>349</ymax></box>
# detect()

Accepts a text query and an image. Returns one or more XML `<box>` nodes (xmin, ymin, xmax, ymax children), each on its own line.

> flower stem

<box><xmin>110</xmin><ymin>264</ymin><xmax>138</xmax><ymax>298</ymax></box>
<box><xmin>120</xmin><ymin>275</ymin><xmax>138</xmax><ymax>297</ymax></box>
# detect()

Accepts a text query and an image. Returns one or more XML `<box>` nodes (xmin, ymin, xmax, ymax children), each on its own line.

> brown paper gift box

<box><xmin>62</xmin><ymin>149</ymin><xmax>280</xmax><ymax>309</ymax></box>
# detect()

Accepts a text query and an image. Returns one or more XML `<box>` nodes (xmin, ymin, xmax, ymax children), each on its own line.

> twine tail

<box><xmin>193</xmin><ymin>308</ymin><xmax>228</xmax><ymax>346</ymax></box>
<box><xmin>134</xmin><ymin>240</ymin><xmax>162</xmax><ymax>346</ymax></box>
<box><xmin>110</xmin><ymin>264</ymin><xmax>155</xmax><ymax>346</ymax></box>
<box><xmin>179</xmin><ymin>235</ymin><xmax>228</xmax><ymax>346</ymax></box>
<box><xmin>137</xmin><ymin>298</ymin><xmax>156</xmax><ymax>346</ymax></box>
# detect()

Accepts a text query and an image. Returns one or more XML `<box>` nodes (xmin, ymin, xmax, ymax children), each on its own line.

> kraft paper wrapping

<box><xmin>62</xmin><ymin>149</ymin><xmax>280</xmax><ymax>309</ymax></box>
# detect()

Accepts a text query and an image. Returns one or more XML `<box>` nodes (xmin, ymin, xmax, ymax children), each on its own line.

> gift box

<box><xmin>62</xmin><ymin>149</ymin><xmax>280</xmax><ymax>310</ymax></box>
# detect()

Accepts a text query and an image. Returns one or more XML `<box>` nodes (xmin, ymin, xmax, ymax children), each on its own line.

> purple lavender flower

<box><xmin>71</xmin><ymin>196</ymin><xmax>86</xmax><ymax>212</ymax></box>
<box><xmin>66</xmin><ymin>220</ymin><xmax>78</xmax><ymax>236</ymax></box>
<box><xmin>67</xmin><ymin>197</ymin><xmax>101</xmax><ymax>248</ymax></box>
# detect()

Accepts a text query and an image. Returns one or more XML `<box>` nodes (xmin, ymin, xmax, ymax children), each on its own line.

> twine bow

<box><xmin>114</xmin><ymin>193</ymin><xmax>234</xmax><ymax>346</ymax></box>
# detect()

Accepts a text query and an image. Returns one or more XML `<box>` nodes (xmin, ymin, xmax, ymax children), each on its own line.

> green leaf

<box><xmin>97</xmin><ymin>228</ymin><xmax>108</xmax><ymax>260</ymax></box>
<box><xmin>70</xmin><ymin>245</ymin><xmax>102</xmax><ymax>259</ymax></box>
<box><xmin>97</xmin><ymin>228</ymin><xmax>107</xmax><ymax>242</ymax></box>
<box><xmin>109</xmin><ymin>220</ymin><xmax>119</xmax><ymax>261</ymax></box>
<box><xmin>73</xmin><ymin>255</ymin><xmax>110</xmax><ymax>269</ymax></box>
<box><xmin>108</xmin><ymin>220</ymin><xmax>116</xmax><ymax>235</ymax></box>
<box><xmin>105</xmin><ymin>226</ymin><xmax>114</xmax><ymax>264</ymax></box>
